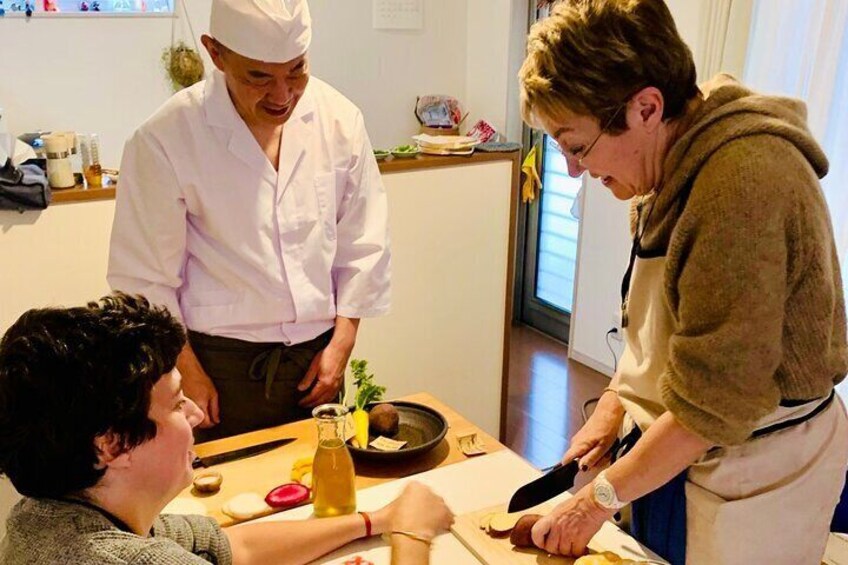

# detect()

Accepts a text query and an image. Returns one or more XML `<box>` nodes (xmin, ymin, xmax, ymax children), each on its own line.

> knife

<box><xmin>192</xmin><ymin>437</ymin><xmax>296</xmax><ymax>469</ymax></box>
<box><xmin>507</xmin><ymin>459</ymin><xmax>580</xmax><ymax>513</ymax></box>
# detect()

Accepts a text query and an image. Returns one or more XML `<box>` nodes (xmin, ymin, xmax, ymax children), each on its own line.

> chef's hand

<box><xmin>297</xmin><ymin>341</ymin><xmax>350</xmax><ymax>407</ymax></box>
<box><xmin>563</xmin><ymin>390</ymin><xmax>625</xmax><ymax>471</ymax></box>
<box><xmin>177</xmin><ymin>344</ymin><xmax>220</xmax><ymax>428</ymax></box>
<box><xmin>297</xmin><ymin>341</ymin><xmax>350</xmax><ymax>408</ymax></box>
<box><xmin>531</xmin><ymin>484</ymin><xmax>614</xmax><ymax>556</ymax></box>
<box><xmin>372</xmin><ymin>482</ymin><xmax>455</xmax><ymax>539</ymax></box>
<box><xmin>298</xmin><ymin>317</ymin><xmax>359</xmax><ymax>407</ymax></box>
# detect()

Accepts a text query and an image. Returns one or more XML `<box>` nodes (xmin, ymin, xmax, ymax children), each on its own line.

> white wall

<box><xmin>464</xmin><ymin>0</ymin><xmax>529</xmax><ymax>142</ymax></box>
<box><xmin>568</xmin><ymin>0</ymin><xmax>754</xmax><ymax>375</ymax></box>
<box><xmin>466</xmin><ymin>0</ymin><xmax>512</xmax><ymax>135</ymax></box>
<box><xmin>0</xmin><ymin>200</ymin><xmax>115</xmax><ymax>541</ymax></box>
<box><xmin>0</xmin><ymin>1</ymin><xmax>469</xmax><ymax>167</ymax></box>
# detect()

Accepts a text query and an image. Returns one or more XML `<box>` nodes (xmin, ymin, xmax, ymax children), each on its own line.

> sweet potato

<box><xmin>487</xmin><ymin>512</ymin><xmax>522</xmax><ymax>537</ymax></box>
<box><xmin>509</xmin><ymin>514</ymin><xmax>543</xmax><ymax>547</ymax></box>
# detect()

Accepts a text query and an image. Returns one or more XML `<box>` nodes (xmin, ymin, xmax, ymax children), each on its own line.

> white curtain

<box><xmin>744</xmin><ymin>0</ymin><xmax>848</xmax><ymax>294</ymax></box>
<box><xmin>698</xmin><ymin>0</ymin><xmax>735</xmax><ymax>79</ymax></box>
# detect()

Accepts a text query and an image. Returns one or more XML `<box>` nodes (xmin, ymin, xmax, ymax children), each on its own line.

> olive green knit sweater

<box><xmin>637</xmin><ymin>74</ymin><xmax>847</xmax><ymax>445</ymax></box>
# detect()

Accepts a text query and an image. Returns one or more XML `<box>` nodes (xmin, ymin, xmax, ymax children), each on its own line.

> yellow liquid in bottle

<box><xmin>312</xmin><ymin>438</ymin><xmax>356</xmax><ymax>517</ymax></box>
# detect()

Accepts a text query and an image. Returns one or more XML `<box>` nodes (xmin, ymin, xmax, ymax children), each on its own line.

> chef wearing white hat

<box><xmin>108</xmin><ymin>0</ymin><xmax>391</xmax><ymax>441</ymax></box>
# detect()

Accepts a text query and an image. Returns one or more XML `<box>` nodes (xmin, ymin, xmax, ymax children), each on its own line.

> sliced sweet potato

<box><xmin>487</xmin><ymin>512</ymin><xmax>522</xmax><ymax>537</ymax></box>
<box><xmin>479</xmin><ymin>512</ymin><xmax>496</xmax><ymax>530</ymax></box>
<box><xmin>509</xmin><ymin>514</ymin><xmax>543</xmax><ymax>547</ymax></box>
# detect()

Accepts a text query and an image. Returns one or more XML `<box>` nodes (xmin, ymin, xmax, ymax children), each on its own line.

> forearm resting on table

<box><xmin>226</xmin><ymin>513</ymin><xmax>368</xmax><ymax>565</ymax></box>
<box><xmin>605</xmin><ymin>411</ymin><xmax>713</xmax><ymax>503</ymax></box>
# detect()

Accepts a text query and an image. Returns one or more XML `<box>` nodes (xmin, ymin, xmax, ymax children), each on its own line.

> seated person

<box><xmin>0</xmin><ymin>293</ymin><xmax>453</xmax><ymax>564</ymax></box>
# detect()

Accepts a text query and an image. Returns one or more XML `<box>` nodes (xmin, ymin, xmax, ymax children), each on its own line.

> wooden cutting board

<box><xmin>452</xmin><ymin>504</ymin><xmax>661</xmax><ymax>565</ymax></box>
<box><xmin>451</xmin><ymin>503</ymin><xmax>577</xmax><ymax>564</ymax></box>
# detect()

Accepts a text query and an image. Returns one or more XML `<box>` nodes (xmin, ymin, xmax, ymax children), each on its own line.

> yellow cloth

<box><xmin>521</xmin><ymin>146</ymin><xmax>542</xmax><ymax>203</ymax></box>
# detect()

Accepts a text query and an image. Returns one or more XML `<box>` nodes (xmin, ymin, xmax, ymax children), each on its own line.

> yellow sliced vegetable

<box><xmin>290</xmin><ymin>456</ymin><xmax>314</xmax><ymax>482</ymax></box>
<box><xmin>346</xmin><ymin>359</ymin><xmax>385</xmax><ymax>448</ymax></box>
<box><xmin>353</xmin><ymin>408</ymin><xmax>370</xmax><ymax>448</ymax></box>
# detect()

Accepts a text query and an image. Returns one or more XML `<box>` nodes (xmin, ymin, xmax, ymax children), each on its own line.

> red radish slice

<box><xmin>264</xmin><ymin>483</ymin><xmax>310</xmax><ymax>508</ymax></box>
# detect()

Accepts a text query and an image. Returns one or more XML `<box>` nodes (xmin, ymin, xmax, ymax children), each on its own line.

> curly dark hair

<box><xmin>0</xmin><ymin>293</ymin><xmax>185</xmax><ymax>498</ymax></box>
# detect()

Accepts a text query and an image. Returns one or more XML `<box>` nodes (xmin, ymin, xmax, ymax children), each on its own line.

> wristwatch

<box><xmin>592</xmin><ymin>470</ymin><xmax>626</xmax><ymax>511</ymax></box>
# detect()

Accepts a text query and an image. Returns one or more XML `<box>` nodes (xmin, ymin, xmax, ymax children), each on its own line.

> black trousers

<box><xmin>189</xmin><ymin>329</ymin><xmax>333</xmax><ymax>442</ymax></box>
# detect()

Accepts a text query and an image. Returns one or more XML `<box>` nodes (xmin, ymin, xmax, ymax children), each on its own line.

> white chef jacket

<box><xmin>108</xmin><ymin>70</ymin><xmax>391</xmax><ymax>345</ymax></box>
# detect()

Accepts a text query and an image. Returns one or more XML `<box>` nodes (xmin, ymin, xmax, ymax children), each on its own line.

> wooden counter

<box><xmin>180</xmin><ymin>392</ymin><xmax>505</xmax><ymax>527</ymax></box>
<box><xmin>378</xmin><ymin>151</ymin><xmax>520</xmax><ymax>176</ymax></box>
<box><xmin>49</xmin><ymin>151</ymin><xmax>520</xmax><ymax>205</ymax></box>
<box><xmin>51</xmin><ymin>184</ymin><xmax>115</xmax><ymax>204</ymax></box>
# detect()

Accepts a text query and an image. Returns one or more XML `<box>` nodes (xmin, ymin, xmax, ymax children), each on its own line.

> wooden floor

<box><xmin>504</xmin><ymin>323</ymin><xmax>610</xmax><ymax>470</ymax></box>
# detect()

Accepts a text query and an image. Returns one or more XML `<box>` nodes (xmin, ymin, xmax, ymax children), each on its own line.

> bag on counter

<box><xmin>0</xmin><ymin>158</ymin><xmax>51</xmax><ymax>213</ymax></box>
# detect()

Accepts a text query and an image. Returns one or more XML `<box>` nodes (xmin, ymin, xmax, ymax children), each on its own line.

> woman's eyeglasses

<box><xmin>576</xmin><ymin>102</ymin><xmax>627</xmax><ymax>166</ymax></box>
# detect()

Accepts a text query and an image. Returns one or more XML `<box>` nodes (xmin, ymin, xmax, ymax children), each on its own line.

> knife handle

<box><xmin>192</xmin><ymin>456</ymin><xmax>206</xmax><ymax>469</ymax></box>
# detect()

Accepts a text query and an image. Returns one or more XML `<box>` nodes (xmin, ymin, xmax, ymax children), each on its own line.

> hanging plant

<box><xmin>161</xmin><ymin>0</ymin><xmax>204</xmax><ymax>93</ymax></box>
<box><xmin>162</xmin><ymin>41</ymin><xmax>204</xmax><ymax>92</ymax></box>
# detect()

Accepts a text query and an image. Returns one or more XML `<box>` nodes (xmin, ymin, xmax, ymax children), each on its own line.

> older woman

<box><xmin>519</xmin><ymin>1</ymin><xmax>848</xmax><ymax>563</ymax></box>
<box><xmin>0</xmin><ymin>294</ymin><xmax>452</xmax><ymax>564</ymax></box>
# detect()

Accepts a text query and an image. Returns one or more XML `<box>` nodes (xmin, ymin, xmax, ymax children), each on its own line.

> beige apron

<box><xmin>617</xmin><ymin>255</ymin><xmax>848</xmax><ymax>565</ymax></box>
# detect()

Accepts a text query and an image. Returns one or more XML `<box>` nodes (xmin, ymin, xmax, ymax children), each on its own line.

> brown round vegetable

<box><xmin>369</xmin><ymin>403</ymin><xmax>400</xmax><ymax>436</ymax></box>
<box><xmin>509</xmin><ymin>514</ymin><xmax>543</xmax><ymax>548</ymax></box>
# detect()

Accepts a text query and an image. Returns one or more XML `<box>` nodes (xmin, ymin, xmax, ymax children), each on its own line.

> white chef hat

<box><xmin>210</xmin><ymin>0</ymin><xmax>312</xmax><ymax>64</ymax></box>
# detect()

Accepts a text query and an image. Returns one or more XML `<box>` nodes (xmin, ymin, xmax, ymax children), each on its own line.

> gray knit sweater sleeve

<box><xmin>0</xmin><ymin>498</ymin><xmax>233</xmax><ymax>565</ymax></box>
<box><xmin>135</xmin><ymin>514</ymin><xmax>233</xmax><ymax>565</ymax></box>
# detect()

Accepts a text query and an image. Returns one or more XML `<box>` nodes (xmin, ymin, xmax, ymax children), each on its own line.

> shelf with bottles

<box><xmin>0</xmin><ymin>0</ymin><xmax>172</xmax><ymax>17</ymax></box>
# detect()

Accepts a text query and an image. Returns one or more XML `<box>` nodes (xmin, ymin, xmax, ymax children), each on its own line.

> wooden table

<box><xmin>179</xmin><ymin>392</ymin><xmax>505</xmax><ymax>526</ymax></box>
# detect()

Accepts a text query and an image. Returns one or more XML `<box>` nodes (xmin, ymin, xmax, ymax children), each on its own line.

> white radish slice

<box><xmin>487</xmin><ymin>512</ymin><xmax>522</xmax><ymax>536</ymax></box>
<box><xmin>222</xmin><ymin>492</ymin><xmax>272</xmax><ymax>520</ymax></box>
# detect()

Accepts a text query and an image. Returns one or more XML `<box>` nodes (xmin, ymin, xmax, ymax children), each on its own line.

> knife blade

<box><xmin>507</xmin><ymin>459</ymin><xmax>580</xmax><ymax>513</ymax></box>
<box><xmin>192</xmin><ymin>437</ymin><xmax>296</xmax><ymax>469</ymax></box>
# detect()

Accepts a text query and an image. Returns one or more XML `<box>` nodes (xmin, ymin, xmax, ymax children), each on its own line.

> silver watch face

<box><xmin>594</xmin><ymin>482</ymin><xmax>616</xmax><ymax>508</ymax></box>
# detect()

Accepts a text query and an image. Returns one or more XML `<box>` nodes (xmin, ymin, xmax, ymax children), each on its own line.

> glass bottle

<box><xmin>79</xmin><ymin>134</ymin><xmax>91</xmax><ymax>188</ymax></box>
<box><xmin>63</xmin><ymin>132</ymin><xmax>83</xmax><ymax>188</ymax></box>
<box><xmin>311</xmin><ymin>404</ymin><xmax>356</xmax><ymax>517</ymax></box>
<box><xmin>84</xmin><ymin>133</ymin><xmax>103</xmax><ymax>188</ymax></box>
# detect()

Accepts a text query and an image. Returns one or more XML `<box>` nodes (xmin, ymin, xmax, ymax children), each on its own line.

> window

<box><xmin>536</xmin><ymin>136</ymin><xmax>580</xmax><ymax>313</ymax></box>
